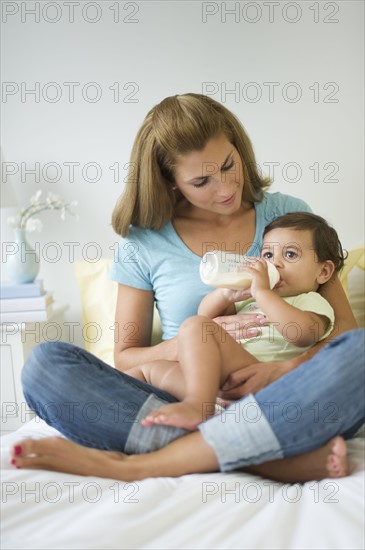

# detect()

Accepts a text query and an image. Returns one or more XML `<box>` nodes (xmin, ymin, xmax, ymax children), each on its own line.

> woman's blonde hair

<box><xmin>112</xmin><ymin>93</ymin><xmax>271</xmax><ymax>236</ymax></box>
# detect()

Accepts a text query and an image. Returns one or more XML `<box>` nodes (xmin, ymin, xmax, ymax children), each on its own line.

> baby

<box><xmin>126</xmin><ymin>212</ymin><xmax>346</xmax><ymax>430</ymax></box>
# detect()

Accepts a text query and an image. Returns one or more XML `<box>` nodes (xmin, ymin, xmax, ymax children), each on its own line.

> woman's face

<box><xmin>173</xmin><ymin>134</ymin><xmax>245</xmax><ymax>217</ymax></box>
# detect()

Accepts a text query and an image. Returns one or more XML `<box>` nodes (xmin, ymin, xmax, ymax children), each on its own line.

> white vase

<box><xmin>5</xmin><ymin>229</ymin><xmax>40</xmax><ymax>284</ymax></box>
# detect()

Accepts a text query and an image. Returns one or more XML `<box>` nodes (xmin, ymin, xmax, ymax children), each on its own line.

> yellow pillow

<box><xmin>75</xmin><ymin>246</ymin><xmax>365</xmax><ymax>364</ymax></box>
<box><xmin>339</xmin><ymin>246</ymin><xmax>365</xmax><ymax>328</ymax></box>
<box><xmin>339</xmin><ymin>246</ymin><xmax>365</xmax><ymax>296</ymax></box>
<box><xmin>74</xmin><ymin>259</ymin><xmax>162</xmax><ymax>367</ymax></box>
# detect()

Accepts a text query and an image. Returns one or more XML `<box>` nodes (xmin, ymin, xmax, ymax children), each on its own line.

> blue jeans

<box><xmin>22</xmin><ymin>329</ymin><xmax>365</xmax><ymax>471</ymax></box>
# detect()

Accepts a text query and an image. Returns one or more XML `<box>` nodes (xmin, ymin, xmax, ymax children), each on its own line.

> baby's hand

<box><xmin>244</xmin><ymin>257</ymin><xmax>272</xmax><ymax>298</ymax></box>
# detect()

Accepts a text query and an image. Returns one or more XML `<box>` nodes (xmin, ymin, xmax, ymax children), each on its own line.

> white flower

<box><xmin>30</xmin><ymin>190</ymin><xmax>42</xmax><ymax>205</ymax></box>
<box><xmin>46</xmin><ymin>192</ymin><xmax>61</xmax><ymax>206</ymax></box>
<box><xmin>7</xmin><ymin>190</ymin><xmax>78</xmax><ymax>233</ymax></box>
<box><xmin>25</xmin><ymin>218</ymin><xmax>43</xmax><ymax>232</ymax></box>
<box><xmin>7</xmin><ymin>215</ymin><xmax>21</xmax><ymax>229</ymax></box>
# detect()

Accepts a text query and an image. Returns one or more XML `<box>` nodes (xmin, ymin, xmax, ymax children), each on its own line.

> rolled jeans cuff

<box><xmin>198</xmin><ymin>394</ymin><xmax>284</xmax><ymax>471</ymax></box>
<box><xmin>125</xmin><ymin>394</ymin><xmax>188</xmax><ymax>454</ymax></box>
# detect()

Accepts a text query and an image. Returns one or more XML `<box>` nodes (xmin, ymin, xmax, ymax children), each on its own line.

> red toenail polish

<box><xmin>16</xmin><ymin>466</ymin><xmax>21</xmax><ymax>469</ymax></box>
<box><xmin>11</xmin><ymin>459</ymin><xmax>16</xmax><ymax>465</ymax></box>
<box><xmin>14</xmin><ymin>445</ymin><xmax>22</xmax><ymax>455</ymax></box>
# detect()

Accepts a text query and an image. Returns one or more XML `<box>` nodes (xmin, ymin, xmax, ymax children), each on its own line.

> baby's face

<box><xmin>261</xmin><ymin>228</ymin><xmax>325</xmax><ymax>297</ymax></box>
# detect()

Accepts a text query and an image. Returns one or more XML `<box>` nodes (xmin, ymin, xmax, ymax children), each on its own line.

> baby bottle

<box><xmin>199</xmin><ymin>250</ymin><xmax>280</xmax><ymax>290</ymax></box>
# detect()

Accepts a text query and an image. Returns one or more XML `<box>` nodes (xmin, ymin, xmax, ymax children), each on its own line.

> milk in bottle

<box><xmin>200</xmin><ymin>250</ymin><xmax>280</xmax><ymax>290</ymax></box>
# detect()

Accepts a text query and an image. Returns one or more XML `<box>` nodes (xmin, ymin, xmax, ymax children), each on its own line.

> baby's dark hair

<box><xmin>263</xmin><ymin>212</ymin><xmax>347</xmax><ymax>273</ymax></box>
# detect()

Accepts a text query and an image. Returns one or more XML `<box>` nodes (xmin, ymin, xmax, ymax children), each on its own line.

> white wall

<box><xmin>1</xmin><ymin>0</ymin><xmax>364</xmax><ymax>345</ymax></box>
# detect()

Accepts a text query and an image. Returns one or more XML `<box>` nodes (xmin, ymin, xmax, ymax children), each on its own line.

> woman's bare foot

<box><xmin>245</xmin><ymin>436</ymin><xmax>349</xmax><ymax>482</ymax></box>
<box><xmin>9</xmin><ymin>437</ymin><xmax>132</xmax><ymax>480</ymax></box>
<box><xmin>141</xmin><ymin>401</ymin><xmax>210</xmax><ymax>430</ymax></box>
<box><xmin>9</xmin><ymin>433</ymin><xmax>217</xmax><ymax>481</ymax></box>
<box><xmin>326</xmin><ymin>436</ymin><xmax>348</xmax><ymax>478</ymax></box>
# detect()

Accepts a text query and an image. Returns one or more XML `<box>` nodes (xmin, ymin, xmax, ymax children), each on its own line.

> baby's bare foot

<box><xmin>141</xmin><ymin>401</ymin><xmax>209</xmax><ymax>430</ymax></box>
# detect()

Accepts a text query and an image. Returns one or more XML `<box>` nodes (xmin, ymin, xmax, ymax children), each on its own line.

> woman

<box><xmin>14</xmin><ymin>94</ymin><xmax>364</xmax><ymax>481</ymax></box>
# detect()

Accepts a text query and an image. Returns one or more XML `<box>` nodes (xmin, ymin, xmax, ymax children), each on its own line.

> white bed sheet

<box><xmin>1</xmin><ymin>419</ymin><xmax>364</xmax><ymax>550</ymax></box>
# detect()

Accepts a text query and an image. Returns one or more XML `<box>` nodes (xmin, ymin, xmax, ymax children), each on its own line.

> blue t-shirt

<box><xmin>109</xmin><ymin>192</ymin><xmax>312</xmax><ymax>340</ymax></box>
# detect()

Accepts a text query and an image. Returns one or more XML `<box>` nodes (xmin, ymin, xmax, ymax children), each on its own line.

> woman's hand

<box><xmin>218</xmin><ymin>358</ymin><xmax>297</xmax><ymax>400</ymax></box>
<box><xmin>212</xmin><ymin>313</ymin><xmax>268</xmax><ymax>341</ymax></box>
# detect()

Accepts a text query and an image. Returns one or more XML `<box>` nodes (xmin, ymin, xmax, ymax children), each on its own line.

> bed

<box><xmin>1</xmin><ymin>248</ymin><xmax>364</xmax><ymax>550</ymax></box>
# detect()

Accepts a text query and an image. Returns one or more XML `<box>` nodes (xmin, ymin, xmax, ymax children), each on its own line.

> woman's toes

<box><xmin>331</xmin><ymin>435</ymin><xmax>347</xmax><ymax>458</ymax></box>
<box><xmin>11</xmin><ymin>439</ymin><xmax>38</xmax><ymax>458</ymax></box>
<box><xmin>326</xmin><ymin>437</ymin><xmax>348</xmax><ymax>478</ymax></box>
<box><xmin>11</xmin><ymin>437</ymin><xmax>70</xmax><ymax>460</ymax></box>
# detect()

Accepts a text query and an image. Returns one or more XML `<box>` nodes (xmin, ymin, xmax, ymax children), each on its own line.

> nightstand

<box><xmin>0</xmin><ymin>305</ymin><xmax>68</xmax><ymax>436</ymax></box>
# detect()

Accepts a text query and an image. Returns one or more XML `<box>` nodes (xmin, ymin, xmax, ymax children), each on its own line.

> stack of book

<box><xmin>0</xmin><ymin>280</ymin><xmax>54</xmax><ymax>323</ymax></box>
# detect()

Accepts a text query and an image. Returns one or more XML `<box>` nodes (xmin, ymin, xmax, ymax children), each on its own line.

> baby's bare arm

<box><xmin>198</xmin><ymin>288</ymin><xmax>251</xmax><ymax>318</ymax></box>
<box><xmin>198</xmin><ymin>289</ymin><xmax>235</xmax><ymax>318</ymax></box>
<box><xmin>255</xmin><ymin>289</ymin><xmax>329</xmax><ymax>346</ymax></box>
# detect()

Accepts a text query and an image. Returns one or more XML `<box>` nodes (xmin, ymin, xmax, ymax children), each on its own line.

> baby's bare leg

<box><xmin>126</xmin><ymin>361</ymin><xmax>185</xmax><ymax>400</ymax></box>
<box><xmin>143</xmin><ymin>316</ymin><xmax>257</xmax><ymax>430</ymax></box>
